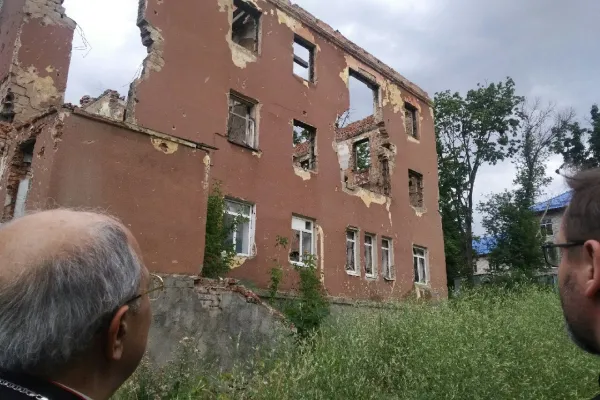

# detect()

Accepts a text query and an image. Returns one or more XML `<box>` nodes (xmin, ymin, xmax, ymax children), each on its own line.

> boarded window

<box><xmin>293</xmin><ymin>35</ymin><xmax>314</xmax><ymax>82</ymax></box>
<box><xmin>413</xmin><ymin>246</ymin><xmax>428</xmax><ymax>284</ymax></box>
<box><xmin>354</xmin><ymin>139</ymin><xmax>370</xmax><ymax>172</ymax></box>
<box><xmin>408</xmin><ymin>170</ymin><xmax>424</xmax><ymax>208</ymax></box>
<box><xmin>346</xmin><ymin>229</ymin><xmax>358</xmax><ymax>274</ymax></box>
<box><xmin>292</xmin><ymin>120</ymin><xmax>316</xmax><ymax>171</ymax></box>
<box><xmin>364</xmin><ymin>234</ymin><xmax>375</xmax><ymax>277</ymax></box>
<box><xmin>228</xmin><ymin>93</ymin><xmax>257</xmax><ymax>148</ymax></box>
<box><xmin>290</xmin><ymin>216</ymin><xmax>314</xmax><ymax>265</ymax></box>
<box><xmin>232</xmin><ymin>0</ymin><xmax>260</xmax><ymax>52</ymax></box>
<box><xmin>405</xmin><ymin>102</ymin><xmax>418</xmax><ymax>138</ymax></box>
<box><xmin>347</xmin><ymin>70</ymin><xmax>378</xmax><ymax>124</ymax></box>
<box><xmin>382</xmin><ymin>238</ymin><xmax>394</xmax><ymax>280</ymax></box>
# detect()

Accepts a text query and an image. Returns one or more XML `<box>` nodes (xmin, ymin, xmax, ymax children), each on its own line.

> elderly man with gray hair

<box><xmin>0</xmin><ymin>209</ymin><xmax>164</xmax><ymax>400</ymax></box>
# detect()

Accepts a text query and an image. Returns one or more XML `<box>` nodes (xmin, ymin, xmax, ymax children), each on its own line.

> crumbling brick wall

<box><xmin>0</xmin><ymin>0</ymin><xmax>75</xmax><ymax>124</ymax></box>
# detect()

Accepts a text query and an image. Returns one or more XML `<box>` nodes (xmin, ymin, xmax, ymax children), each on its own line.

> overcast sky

<box><xmin>62</xmin><ymin>0</ymin><xmax>599</xmax><ymax>234</ymax></box>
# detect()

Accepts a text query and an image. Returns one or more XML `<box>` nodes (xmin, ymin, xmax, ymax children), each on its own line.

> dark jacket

<box><xmin>0</xmin><ymin>370</ymin><xmax>83</xmax><ymax>400</ymax></box>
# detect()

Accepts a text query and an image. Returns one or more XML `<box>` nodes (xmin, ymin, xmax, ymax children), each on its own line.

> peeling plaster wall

<box><xmin>0</xmin><ymin>0</ymin><xmax>75</xmax><ymax>123</ymax></box>
<box><xmin>22</xmin><ymin>111</ymin><xmax>210</xmax><ymax>275</ymax></box>
<box><xmin>114</xmin><ymin>0</ymin><xmax>447</xmax><ymax>300</ymax></box>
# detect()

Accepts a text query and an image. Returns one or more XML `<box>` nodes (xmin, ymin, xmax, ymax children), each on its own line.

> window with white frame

<box><xmin>382</xmin><ymin>238</ymin><xmax>394</xmax><ymax>280</ymax></box>
<box><xmin>413</xmin><ymin>246</ymin><xmax>428</xmax><ymax>284</ymax></box>
<box><xmin>346</xmin><ymin>229</ymin><xmax>359</xmax><ymax>274</ymax></box>
<box><xmin>223</xmin><ymin>199</ymin><xmax>255</xmax><ymax>257</ymax></box>
<box><xmin>540</xmin><ymin>218</ymin><xmax>553</xmax><ymax>236</ymax></box>
<box><xmin>228</xmin><ymin>92</ymin><xmax>258</xmax><ymax>149</ymax></box>
<box><xmin>290</xmin><ymin>216</ymin><xmax>315</xmax><ymax>265</ymax></box>
<box><xmin>364</xmin><ymin>234</ymin><xmax>376</xmax><ymax>278</ymax></box>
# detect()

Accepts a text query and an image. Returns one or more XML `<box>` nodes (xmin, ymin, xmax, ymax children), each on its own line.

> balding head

<box><xmin>0</xmin><ymin>209</ymin><xmax>151</xmax><ymax>398</ymax></box>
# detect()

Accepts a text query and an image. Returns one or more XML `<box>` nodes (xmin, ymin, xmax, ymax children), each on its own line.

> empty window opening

<box><xmin>346</xmin><ymin>229</ymin><xmax>359</xmax><ymax>275</ymax></box>
<box><xmin>540</xmin><ymin>218</ymin><xmax>553</xmax><ymax>236</ymax></box>
<box><xmin>347</xmin><ymin>70</ymin><xmax>378</xmax><ymax>124</ymax></box>
<box><xmin>292</xmin><ymin>120</ymin><xmax>316</xmax><ymax>171</ymax></box>
<box><xmin>354</xmin><ymin>139</ymin><xmax>371</xmax><ymax>172</ymax></box>
<box><xmin>382</xmin><ymin>238</ymin><xmax>394</xmax><ymax>280</ymax></box>
<box><xmin>228</xmin><ymin>92</ymin><xmax>258</xmax><ymax>149</ymax></box>
<box><xmin>409</xmin><ymin>170</ymin><xmax>424</xmax><ymax>208</ymax></box>
<box><xmin>223</xmin><ymin>199</ymin><xmax>255</xmax><ymax>257</ymax></box>
<box><xmin>381</xmin><ymin>158</ymin><xmax>391</xmax><ymax>196</ymax></box>
<box><xmin>364</xmin><ymin>234</ymin><xmax>376</xmax><ymax>278</ymax></box>
<box><xmin>293</xmin><ymin>35</ymin><xmax>314</xmax><ymax>82</ymax></box>
<box><xmin>290</xmin><ymin>216</ymin><xmax>315</xmax><ymax>265</ymax></box>
<box><xmin>232</xmin><ymin>0</ymin><xmax>261</xmax><ymax>53</ymax></box>
<box><xmin>0</xmin><ymin>89</ymin><xmax>15</xmax><ymax>123</ymax></box>
<box><xmin>405</xmin><ymin>102</ymin><xmax>418</xmax><ymax>138</ymax></box>
<box><xmin>413</xmin><ymin>246</ymin><xmax>428</xmax><ymax>284</ymax></box>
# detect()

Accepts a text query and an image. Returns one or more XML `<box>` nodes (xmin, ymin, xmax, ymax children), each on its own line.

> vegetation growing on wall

<box><xmin>268</xmin><ymin>237</ymin><xmax>329</xmax><ymax>338</ymax></box>
<box><xmin>202</xmin><ymin>182</ymin><xmax>245</xmax><ymax>279</ymax></box>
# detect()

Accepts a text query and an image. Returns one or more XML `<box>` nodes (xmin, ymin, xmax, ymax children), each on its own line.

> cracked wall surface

<box><xmin>0</xmin><ymin>0</ymin><xmax>75</xmax><ymax>124</ymax></box>
<box><xmin>1</xmin><ymin>0</ymin><xmax>445</xmax><ymax>301</ymax></box>
<box><xmin>116</xmin><ymin>0</ymin><xmax>446</xmax><ymax>300</ymax></box>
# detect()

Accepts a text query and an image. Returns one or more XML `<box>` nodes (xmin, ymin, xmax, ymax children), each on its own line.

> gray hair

<box><xmin>0</xmin><ymin>219</ymin><xmax>143</xmax><ymax>373</ymax></box>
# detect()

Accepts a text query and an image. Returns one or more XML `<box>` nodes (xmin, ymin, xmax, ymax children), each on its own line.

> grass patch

<box><xmin>116</xmin><ymin>285</ymin><xmax>600</xmax><ymax>399</ymax></box>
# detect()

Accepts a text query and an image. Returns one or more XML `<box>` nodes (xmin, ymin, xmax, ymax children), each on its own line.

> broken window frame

<box><xmin>354</xmin><ymin>139</ymin><xmax>371</xmax><ymax>172</ymax></box>
<box><xmin>540</xmin><ymin>218</ymin><xmax>553</xmax><ymax>236</ymax></box>
<box><xmin>223</xmin><ymin>199</ymin><xmax>255</xmax><ymax>257</ymax></box>
<box><xmin>347</xmin><ymin>69</ymin><xmax>380</xmax><ymax>124</ymax></box>
<box><xmin>408</xmin><ymin>170</ymin><xmax>424</xmax><ymax>208</ymax></box>
<box><xmin>346</xmin><ymin>228</ymin><xmax>359</xmax><ymax>275</ymax></box>
<box><xmin>293</xmin><ymin>35</ymin><xmax>315</xmax><ymax>82</ymax></box>
<box><xmin>292</xmin><ymin>119</ymin><xmax>317</xmax><ymax>171</ymax></box>
<box><xmin>381</xmin><ymin>238</ymin><xmax>394</xmax><ymax>281</ymax></box>
<box><xmin>413</xmin><ymin>246</ymin><xmax>429</xmax><ymax>284</ymax></box>
<box><xmin>228</xmin><ymin>92</ymin><xmax>258</xmax><ymax>149</ymax></box>
<box><xmin>364</xmin><ymin>233</ymin><xmax>376</xmax><ymax>278</ymax></box>
<box><xmin>404</xmin><ymin>102</ymin><xmax>419</xmax><ymax>139</ymax></box>
<box><xmin>231</xmin><ymin>0</ymin><xmax>261</xmax><ymax>53</ymax></box>
<box><xmin>290</xmin><ymin>216</ymin><xmax>315</xmax><ymax>266</ymax></box>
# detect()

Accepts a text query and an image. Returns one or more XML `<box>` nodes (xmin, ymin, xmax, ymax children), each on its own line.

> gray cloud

<box><xmin>63</xmin><ymin>0</ymin><xmax>599</xmax><ymax>233</ymax></box>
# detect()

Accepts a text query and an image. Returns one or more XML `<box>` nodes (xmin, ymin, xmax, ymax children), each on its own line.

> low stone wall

<box><xmin>147</xmin><ymin>275</ymin><xmax>293</xmax><ymax>370</ymax></box>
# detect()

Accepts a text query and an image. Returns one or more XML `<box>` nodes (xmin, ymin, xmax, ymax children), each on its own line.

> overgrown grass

<box><xmin>116</xmin><ymin>285</ymin><xmax>600</xmax><ymax>399</ymax></box>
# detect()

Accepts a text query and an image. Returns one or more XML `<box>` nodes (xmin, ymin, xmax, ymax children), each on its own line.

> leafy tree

<box><xmin>435</xmin><ymin>78</ymin><xmax>522</xmax><ymax>283</ymax></box>
<box><xmin>478</xmin><ymin>191</ymin><xmax>545</xmax><ymax>278</ymax></box>
<box><xmin>555</xmin><ymin>104</ymin><xmax>600</xmax><ymax>171</ymax></box>
<box><xmin>513</xmin><ymin>99</ymin><xmax>574</xmax><ymax>206</ymax></box>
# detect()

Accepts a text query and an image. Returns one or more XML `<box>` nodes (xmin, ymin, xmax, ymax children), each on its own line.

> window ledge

<box><xmin>383</xmin><ymin>277</ymin><xmax>396</xmax><ymax>282</ymax></box>
<box><xmin>411</xmin><ymin>206</ymin><xmax>427</xmax><ymax>216</ymax></box>
<box><xmin>414</xmin><ymin>281</ymin><xmax>430</xmax><ymax>288</ymax></box>
<box><xmin>346</xmin><ymin>271</ymin><xmax>360</xmax><ymax>277</ymax></box>
<box><xmin>407</xmin><ymin>135</ymin><xmax>420</xmax><ymax>144</ymax></box>
<box><xmin>365</xmin><ymin>274</ymin><xmax>378</xmax><ymax>280</ymax></box>
<box><xmin>230</xmin><ymin>42</ymin><xmax>259</xmax><ymax>58</ymax></box>
<box><xmin>228</xmin><ymin>139</ymin><xmax>260</xmax><ymax>153</ymax></box>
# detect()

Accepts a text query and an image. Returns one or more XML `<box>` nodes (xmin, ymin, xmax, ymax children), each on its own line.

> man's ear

<box><xmin>105</xmin><ymin>305</ymin><xmax>130</xmax><ymax>361</ymax></box>
<box><xmin>583</xmin><ymin>240</ymin><xmax>600</xmax><ymax>298</ymax></box>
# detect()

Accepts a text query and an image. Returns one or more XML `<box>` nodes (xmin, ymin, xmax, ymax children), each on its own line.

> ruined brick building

<box><xmin>0</xmin><ymin>0</ymin><xmax>447</xmax><ymax>301</ymax></box>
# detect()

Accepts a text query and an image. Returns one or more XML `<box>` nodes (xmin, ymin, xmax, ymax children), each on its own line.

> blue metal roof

<box><xmin>473</xmin><ymin>236</ymin><xmax>497</xmax><ymax>256</ymax></box>
<box><xmin>531</xmin><ymin>191</ymin><xmax>572</xmax><ymax>213</ymax></box>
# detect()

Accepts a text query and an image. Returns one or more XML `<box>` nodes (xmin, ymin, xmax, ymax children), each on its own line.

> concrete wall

<box><xmin>147</xmin><ymin>276</ymin><xmax>292</xmax><ymax>369</ymax></box>
<box><xmin>125</xmin><ymin>0</ymin><xmax>447</xmax><ymax>301</ymax></box>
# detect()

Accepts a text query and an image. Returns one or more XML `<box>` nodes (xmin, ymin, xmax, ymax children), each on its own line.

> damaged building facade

<box><xmin>0</xmin><ymin>0</ymin><xmax>447</xmax><ymax>301</ymax></box>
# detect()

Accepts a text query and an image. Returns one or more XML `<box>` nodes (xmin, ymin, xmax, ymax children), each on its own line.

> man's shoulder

<box><xmin>0</xmin><ymin>371</ymin><xmax>82</xmax><ymax>400</ymax></box>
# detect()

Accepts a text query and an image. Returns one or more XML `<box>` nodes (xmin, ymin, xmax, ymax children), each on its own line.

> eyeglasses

<box><xmin>541</xmin><ymin>241</ymin><xmax>586</xmax><ymax>268</ymax></box>
<box><xmin>125</xmin><ymin>273</ymin><xmax>165</xmax><ymax>304</ymax></box>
